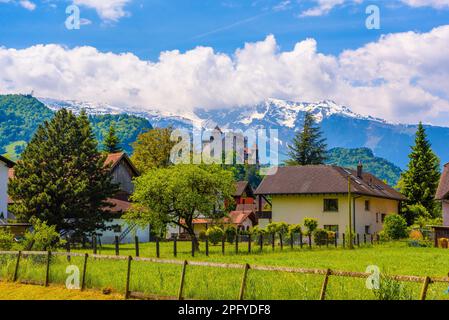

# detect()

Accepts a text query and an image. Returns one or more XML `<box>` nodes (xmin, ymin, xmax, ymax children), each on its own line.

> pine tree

<box><xmin>286</xmin><ymin>112</ymin><xmax>328</xmax><ymax>165</ymax></box>
<box><xmin>9</xmin><ymin>109</ymin><xmax>118</xmax><ymax>239</ymax></box>
<box><xmin>103</xmin><ymin>124</ymin><xmax>122</xmax><ymax>153</ymax></box>
<box><xmin>398</xmin><ymin>123</ymin><xmax>441</xmax><ymax>224</ymax></box>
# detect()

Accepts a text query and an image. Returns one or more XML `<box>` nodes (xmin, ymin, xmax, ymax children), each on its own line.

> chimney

<box><xmin>357</xmin><ymin>162</ymin><xmax>363</xmax><ymax>179</ymax></box>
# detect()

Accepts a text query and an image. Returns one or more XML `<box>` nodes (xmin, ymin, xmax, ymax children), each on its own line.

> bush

<box><xmin>22</xmin><ymin>218</ymin><xmax>65</xmax><ymax>251</ymax></box>
<box><xmin>288</xmin><ymin>224</ymin><xmax>302</xmax><ymax>237</ymax></box>
<box><xmin>224</xmin><ymin>225</ymin><xmax>237</xmax><ymax>243</ymax></box>
<box><xmin>383</xmin><ymin>215</ymin><xmax>408</xmax><ymax>240</ymax></box>
<box><xmin>250</xmin><ymin>226</ymin><xmax>267</xmax><ymax>237</ymax></box>
<box><xmin>304</xmin><ymin>218</ymin><xmax>318</xmax><ymax>235</ymax></box>
<box><xmin>373</xmin><ymin>275</ymin><xmax>414</xmax><ymax>300</ymax></box>
<box><xmin>313</xmin><ymin>228</ymin><xmax>329</xmax><ymax>245</ymax></box>
<box><xmin>266</xmin><ymin>222</ymin><xmax>289</xmax><ymax>236</ymax></box>
<box><xmin>198</xmin><ymin>230</ymin><xmax>207</xmax><ymax>242</ymax></box>
<box><xmin>0</xmin><ymin>228</ymin><xmax>15</xmax><ymax>251</ymax></box>
<box><xmin>206</xmin><ymin>226</ymin><xmax>224</xmax><ymax>245</ymax></box>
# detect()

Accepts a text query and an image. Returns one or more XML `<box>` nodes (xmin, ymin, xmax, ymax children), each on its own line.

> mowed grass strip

<box><xmin>0</xmin><ymin>282</ymin><xmax>122</xmax><ymax>300</ymax></box>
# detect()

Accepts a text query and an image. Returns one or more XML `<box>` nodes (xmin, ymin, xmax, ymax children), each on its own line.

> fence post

<box><xmin>259</xmin><ymin>234</ymin><xmax>263</xmax><ymax>252</ymax></box>
<box><xmin>420</xmin><ymin>276</ymin><xmax>431</xmax><ymax>300</ymax></box>
<box><xmin>81</xmin><ymin>253</ymin><xmax>88</xmax><ymax>291</ymax></box>
<box><xmin>238</xmin><ymin>264</ymin><xmax>250</xmax><ymax>300</ymax></box>
<box><xmin>206</xmin><ymin>237</ymin><xmax>209</xmax><ymax>257</ymax></box>
<box><xmin>222</xmin><ymin>236</ymin><xmax>225</xmax><ymax>255</ymax></box>
<box><xmin>334</xmin><ymin>234</ymin><xmax>338</xmax><ymax>248</ymax></box>
<box><xmin>115</xmin><ymin>236</ymin><xmax>119</xmax><ymax>256</ymax></box>
<box><xmin>45</xmin><ymin>251</ymin><xmax>51</xmax><ymax>287</ymax></box>
<box><xmin>308</xmin><ymin>234</ymin><xmax>312</xmax><ymax>249</ymax></box>
<box><xmin>13</xmin><ymin>251</ymin><xmax>21</xmax><ymax>282</ymax></box>
<box><xmin>357</xmin><ymin>234</ymin><xmax>360</xmax><ymax>247</ymax></box>
<box><xmin>178</xmin><ymin>260</ymin><xmax>188</xmax><ymax>300</ymax></box>
<box><xmin>66</xmin><ymin>241</ymin><xmax>71</xmax><ymax>262</ymax></box>
<box><xmin>326</xmin><ymin>233</ymin><xmax>329</xmax><ymax>248</ymax></box>
<box><xmin>370</xmin><ymin>234</ymin><xmax>374</xmax><ymax>245</ymax></box>
<box><xmin>272</xmin><ymin>233</ymin><xmax>275</xmax><ymax>251</ymax></box>
<box><xmin>92</xmin><ymin>234</ymin><xmax>97</xmax><ymax>254</ymax></box>
<box><xmin>174</xmin><ymin>237</ymin><xmax>177</xmax><ymax>257</ymax></box>
<box><xmin>235</xmin><ymin>233</ymin><xmax>239</xmax><ymax>254</ymax></box>
<box><xmin>248</xmin><ymin>234</ymin><xmax>252</xmax><ymax>254</ymax></box>
<box><xmin>135</xmin><ymin>236</ymin><xmax>140</xmax><ymax>257</ymax></box>
<box><xmin>364</xmin><ymin>234</ymin><xmax>367</xmax><ymax>245</ymax></box>
<box><xmin>156</xmin><ymin>237</ymin><xmax>160</xmax><ymax>258</ymax></box>
<box><xmin>299</xmin><ymin>233</ymin><xmax>303</xmax><ymax>249</ymax></box>
<box><xmin>319</xmin><ymin>269</ymin><xmax>331</xmax><ymax>300</ymax></box>
<box><xmin>191</xmin><ymin>239</ymin><xmax>195</xmax><ymax>257</ymax></box>
<box><xmin>290</xmin><ymin>233</ymin><xmax>294</xmax><ymax>249</ymax></box>
<box><xmin>124</xmin><ymin>256</ymin><xmax>132</xmax><ymax>300</ymax></box>
<box><xmin>342</xmin><ymin>233</ymin><xmax>346</xmax><ymax>248</ymax></box>
<box><xmin>280</xmin><ymin>234</ymin><xmax>283</xmax><ymax>250</ymax></box>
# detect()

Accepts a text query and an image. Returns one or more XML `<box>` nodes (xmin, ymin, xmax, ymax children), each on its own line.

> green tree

<box><xmin>9</xmin><ymin>109</ymin><xmax>118</xmax><ymax>240</ymax></box>
<box><xmin>286</xmin><ymin>112</ymin><xmax>327</xmax><ymax>165</ymax></box>
<box><xmin>382</xmin><ymin>215</ymin><xmax>408</xmax><ymax>240</ymax></box>
<box><xmin>398</xmin><ymin>123</ymin><xmax>441</xmax><ymax>224</ymax></box>
<box><xmin>103</xmin><ymin>125</ymin><xmax>122</xmax><ymax>153</ymax></box>
<box><xmin>131</xmin><ymin>127</ymin><xmax>176</xmax><ymax>173</ymax></box>
<box><xmin>124</xmin><ymin>164</ymin><xmax>235</xmax><ymax>249</ymax></box>
<box><xmin>303</xmin><ymin>218</ymin><xmax>318</xmax><ymax>236</ymax></box>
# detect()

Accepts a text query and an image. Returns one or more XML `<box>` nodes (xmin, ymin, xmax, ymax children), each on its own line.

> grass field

<box><xmin>1</xmin><ymin>241</ymin><xmax>449</xmax><ymax>300</ymax></box>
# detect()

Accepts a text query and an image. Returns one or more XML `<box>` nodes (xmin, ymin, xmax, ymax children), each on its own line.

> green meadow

<box><xmin>1</xmin><ymin>242</ymin><xmax>449</xmax><ymax>300</ymax></box>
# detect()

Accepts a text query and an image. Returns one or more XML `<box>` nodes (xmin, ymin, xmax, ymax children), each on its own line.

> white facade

<box><xmin>0</xmin><ymin>160</ymin><xmax>9</xmax><ymax>219</ymax></box>
<box><xmin>98</xmin><ymin>219</ymin><xmax>150</xmax><ymax>244</ymax></box>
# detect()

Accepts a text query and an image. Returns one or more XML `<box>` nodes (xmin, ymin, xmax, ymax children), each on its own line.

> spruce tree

<box><xmin>398</xmin><ymin>123</ymin><xmax>441</xmax><ymax>224</ymax></box>
<box><xmin>9</xmin><ymin>109</ymin><xmax>118</xmax><ymax>239</ymax></box>
<box><xmin>286</xmin><ymin>112</ymin><xmax>327</xmax><ymax>165</ymax></box>
<box><xmin>103</xmin><ymin>124</ymin><xmax>122</xmax><ymax>153</ymax></box>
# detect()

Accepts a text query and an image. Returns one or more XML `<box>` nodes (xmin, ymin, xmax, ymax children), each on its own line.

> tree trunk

<box><xmin>186</xmin><ymin>226</ymin><xmax>200</xmax><ymax>251</ymax></box>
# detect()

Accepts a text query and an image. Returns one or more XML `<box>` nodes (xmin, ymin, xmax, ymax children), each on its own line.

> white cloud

<box><xmin>73</xmin><ymin>0</ymin><xmax>132</xmax><ymax>22</ymax></box>
<box><xmin>299</xmin><ymin>0</ymin><xmax>449</xmax><ymax>17</ymax></box>
<box><xmin>19</xmin><ymin>0</ymin><xmax>35</xmax><ymax>10</ymax></box>
<box><xmin>1</xmin><ymin>26</ymin><xmax>449</xmax><ymax>125</ymax></box>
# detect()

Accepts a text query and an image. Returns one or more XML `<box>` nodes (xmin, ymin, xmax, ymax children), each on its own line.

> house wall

<box><xmin>271</xmin><ymin>194</ymin><xmax>399</xmax><ymax>236</ymax></box>
<box><xmin>443</xmin><ymin>201</ymin><xmax>449</xmax><ymax>226</ymax></box>
<box><xmin>0</xmin><ymin>161</ymin><xmax>8</xmax><ymax>219</ymax></box>
<box><xmin>98</xmin><ymin>219</ymin><xmax>150</xmax><ymax>244</ymax></box>
<box><xmin>111</xmin><ymin>160</ymin><xmax>135</xmax><ymax>195</ymax></box>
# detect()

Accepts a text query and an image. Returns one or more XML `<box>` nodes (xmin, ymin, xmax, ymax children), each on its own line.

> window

<box><xmin>365</xmin><ymin>200</ymin><xmax>370</xmax><ymax>211</ymax></box>
<box><xmin>324</xmin><ymin>225</ymin><xmax>339</xmax><ymax>233</ymax></box>
<box><xmin>324</xmin><ymin>199</ymin><xmax>339</xmax><ymax>212</ymax></box>
<box><xmin>365</xmin><ymin>226</ymin><xmax>370</xmax><ymax>234</ymax></box>
<box><xmin>381</xmin><ymin>214</ymin><xmax>387</xmax><ymax>223</ymax></box>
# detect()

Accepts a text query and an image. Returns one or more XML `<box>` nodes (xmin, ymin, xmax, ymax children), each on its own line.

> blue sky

<box><xmin>1</xmin><ymin>0</ymin><xmax>448</xmax><ymax>59</ymax></box>
<box><xmin>1</xmin><ymin>0</ymin><xmax>449</xmax><ymax>125</ymax></box>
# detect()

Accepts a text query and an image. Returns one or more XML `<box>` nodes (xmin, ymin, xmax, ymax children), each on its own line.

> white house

<box><xmin>0</xmin><ymin>155</ymin><xmax>14</xmax><ymax>221</ymax></box>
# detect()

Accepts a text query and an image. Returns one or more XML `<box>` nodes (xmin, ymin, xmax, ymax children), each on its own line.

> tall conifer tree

<box><xmin>286</xmin><ymin>112</ymin><xmax>327</xmax><ymax>166</ymax></box>
<box><xmin>9</xmin><ymin>109</ymin><xmax>118</xmax><ymax>239</ymax></box>
<box><xmin>398</xmin><ymin>123</ymin><xmax>441</xmax><ymax>223</ymax></box>
<box><xmin>103</xmin><ymin>125</ymin><xmax>122</xmax><ymax>153</ymax></box>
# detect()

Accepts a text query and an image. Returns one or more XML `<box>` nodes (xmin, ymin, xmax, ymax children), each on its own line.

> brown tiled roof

<box><xmin>436</xmin><ymin>163</ymin><xmax>449</xmax><ymax>200</ymax></box>
<box><xmin>191</xmin><ymin>210</ymin><xmax>256</xmax><ymax>226</ymax></box>
<box><xmin>255</xmin><ymin>165</ymin><xmax>406</xmax><ymax>201</ymax></box>
<box><xmin>107</xmin><ymin>198</ymin><xmax>132</xmax><ymax>213</ymax></box>
<box><xmin>234</xmin><ymin>181</ymin><xmax>249</xmax><ymax>197</ymax></box>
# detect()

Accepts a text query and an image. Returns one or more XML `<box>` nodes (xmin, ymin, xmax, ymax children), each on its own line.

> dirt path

<box><xmin>0</xmin><ymin>282</ymin><xmax>123</xmax><ymax>300</ymax></box>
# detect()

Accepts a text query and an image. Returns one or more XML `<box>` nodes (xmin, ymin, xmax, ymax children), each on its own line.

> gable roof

<box><xmin>255</xmin><ymin>165</ymin><xmax>406</xmax><ymax>201</ymax></box>
<box><xmin>436</xmin><ymin>162</ymin><xmax>449</xmax><ymax>200</ymax></box>
<box><xmin>234</xmin><ymin>181</ymin><xmax>254</xmax><ymax>197</ymax></box>
<box><xmin>0</xmin><ymin>155</ymin><xmax>15</xmax><ymax>168</ymax></box>
<box><xmin>105</xmin><ymin>152</ymin><xmax>140</xmax><ymax>177</ymax></box>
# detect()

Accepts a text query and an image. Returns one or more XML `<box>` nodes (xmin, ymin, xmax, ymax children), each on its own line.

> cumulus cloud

<box><xmin>0</xmin><ymin>0</ymin><xmax>36</xmax><ymax>10</ymax></box>
<box><xmin>73</xmin><ymin>0</ymin><xmax>132</xmax><ymax>22</ymax></box>
<box><xmin>1</xmin><ymin>26</ymin><xmax>449</xmax><ymax>125</ymax></box>
<box><xmin>300</xmin><ymin>0</ymin><xmax>449</xmax><ymax>17</ymax></box>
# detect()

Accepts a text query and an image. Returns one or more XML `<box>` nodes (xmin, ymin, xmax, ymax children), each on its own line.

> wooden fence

<box><xmin>82</xmin><ymin>232</ymin><xmax>382</xmax><ymax>259</ymax></box>
<box><xmin>0</xmin><ymin>250</ymin><xmax>448</xmax><ymax>300</ymax></box>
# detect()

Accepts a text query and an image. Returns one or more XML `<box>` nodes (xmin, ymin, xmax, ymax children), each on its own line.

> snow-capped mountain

<box><xmin>38</xmin><ymin>97</ymin><xmax>449</xmax><ymax>169</ymax></box>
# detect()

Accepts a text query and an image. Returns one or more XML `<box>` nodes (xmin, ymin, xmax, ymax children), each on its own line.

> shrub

<box><xmin>288</xmin><ymin>224</ymin><xmax>302</xmax><ymax>237</ymax></box>
<box><xmin>313</xmin><ymin>228</ymin><xmax>329</xmax><ymax>245</ymax></box>
<box><xmin>303</xmin><ymin>218</ymin><xmax>318</xmax><ymax>235</ymax></box>
<box><xmin>373</xmin><ymin>275</ymin><xmax>414</xmax><ymax>300</ymax></box>
<box><xmin>224</xmin><ymin>225</ymin><xmax>237</xmax><ymax>243</ymax></box>
<box><xmin>198</xmin><ymin>230</ymin><xmax>207</xmax><ymax>242</ymax></box>
<box><xmin>22</xmin><ymin>218</ymin><xmax>65</xmax><ymax>251</ymax></box>
<box><xmin>206</xmin><ymin>226</ymin><xmax>224</xmax><ymax>245</ymax></box>
<box><xmin>383</xmin><ymin>215</ymin><xmax>408</xmax><ymax>240</ymax></box>
<box><xmin>266</xmin><ymin>222</ymin><xmax>289</xmax><ymax>236</ymax></box>
<box><xmin>250</xmin><ymin>226</ymin><xmax>267</xmax><ymax>237</ymax></box>
<box><xmin>0</xmin><ymin>228</ymin><xmax>15</xmax><ymax>251</ymax></box>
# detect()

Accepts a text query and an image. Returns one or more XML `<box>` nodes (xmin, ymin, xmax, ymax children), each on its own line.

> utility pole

<box><xmin>348</xmin><ymin>176</ymin><xmax>354</xmax><ymax>249</ymax></box>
